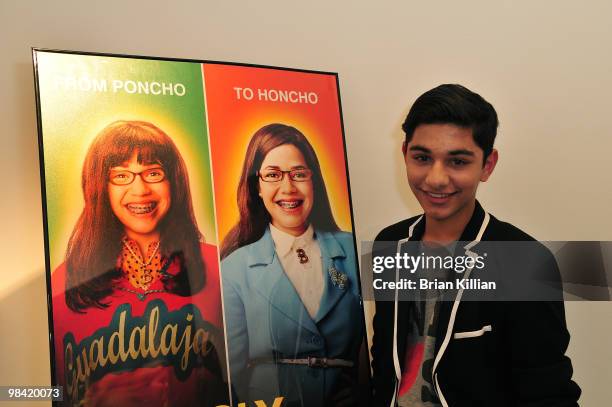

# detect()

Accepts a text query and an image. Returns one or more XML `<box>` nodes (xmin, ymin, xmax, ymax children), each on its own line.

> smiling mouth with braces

<box><xmin>277</xmin><ymin>200</ymin><xmax>303</xmax><ymax>209</ymax></box>
<box><xmin>126</xmin><ymin>202</ymin><xmax>157</xmax><ymax>214</ymax></box>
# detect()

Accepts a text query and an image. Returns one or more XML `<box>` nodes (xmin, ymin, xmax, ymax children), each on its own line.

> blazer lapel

<box><xmin>314</xmin><ymin>231</ymin><xmax>348</xmax><ymax>323</ymax></box>
<box><xmin>434</xmin><ymin>202</ymin><xmax>489</xmax><ymax>354</ymax></box>
<box><xmin>249</xmin><ymin>228</ymin><xmax>319</xmax><ymax>335</ymax></box>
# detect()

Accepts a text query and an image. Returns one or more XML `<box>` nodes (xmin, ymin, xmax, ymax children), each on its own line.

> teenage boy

<box><xmin>370</xmin><ymin>84</ymin><xmax>581</xmax><ymax>406</ymax></box>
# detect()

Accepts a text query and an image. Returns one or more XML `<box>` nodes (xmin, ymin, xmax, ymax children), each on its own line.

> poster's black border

<box><xmin>32</xmin><ymin>49</ymin><xmax>58</xmax><ymax>398</ymax></box>
<box><xmin>333</xmin><ymin>72</ymin><xmax>373</xmax><ymax>400</ymax></box>
<box><xmin>32</xmin><ymin>47</ymin><xmax>370</xmax><ymax>405</ymax></box>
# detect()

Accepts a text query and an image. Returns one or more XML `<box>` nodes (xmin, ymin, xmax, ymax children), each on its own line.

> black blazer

<box><xmin>370</xmin><ymin>201</ymin><xmax>581</xmax><ymax>406</ymax></box>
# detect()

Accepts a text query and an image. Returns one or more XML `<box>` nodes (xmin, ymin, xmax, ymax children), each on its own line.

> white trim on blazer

<box><xmin>389</xmin><ymin>212</ymin><xmax>491</xmax><ymax>407</ymax></box>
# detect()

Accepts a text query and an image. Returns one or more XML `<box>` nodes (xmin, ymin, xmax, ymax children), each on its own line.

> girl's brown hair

<box><xmin>65</xmin><ymin>120</ymin><xmax>205</xmax><ymax>312</ymax></box>
<box><xmin>220</xmin><ymin>123</ymin><xmax>339</xmax><ymax>259</ymax></box>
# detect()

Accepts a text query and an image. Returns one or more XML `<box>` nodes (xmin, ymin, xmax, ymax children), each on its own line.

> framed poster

<box><xmin>33</xmin><ymin>49</ymin><xmax>369</xmax><ymax>407</ymax></box>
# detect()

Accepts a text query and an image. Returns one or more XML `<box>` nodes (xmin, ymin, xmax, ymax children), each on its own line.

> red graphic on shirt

<box><xmin>398</xmin><ymin>341</ymin><xmax>425</xmax><ymax>396</ymax></box>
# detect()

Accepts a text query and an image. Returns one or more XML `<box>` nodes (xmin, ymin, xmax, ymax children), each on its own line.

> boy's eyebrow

<box><xmin>448</xmin><ymin>149</ymin><xmax>475</xmax><ymax>156</ymax></box>
<box><xmin>408</xmin><ymin>145</ymin><xmax>431</xmax><ymax>153</ymax></box>
<box><xmin>408</xmin><ymin>145</ymin><xmax>476</xmax><ymax>156</ymax></box>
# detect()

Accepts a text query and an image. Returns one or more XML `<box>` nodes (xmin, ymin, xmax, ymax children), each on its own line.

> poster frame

<box><xmin>32</xmin><ymin>47</ymin><xmax>366</xmax><ymax>406</ymax></box>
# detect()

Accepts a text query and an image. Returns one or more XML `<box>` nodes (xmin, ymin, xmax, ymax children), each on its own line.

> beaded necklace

<box><xmin>118</xmin><ymin>239</ymin><xmax>180</xmax><ymax>301</ymax></box>
<box><xmin>121</xmin><ymin>238</ymin><xmax>162</xmax><ymax>291</ymax></box>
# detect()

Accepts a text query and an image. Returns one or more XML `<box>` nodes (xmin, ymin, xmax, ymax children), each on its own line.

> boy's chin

<box><xmin>422</xmin><ymin>200</ymin><xmax>475</xmax><ymax>223</ymax></box>
<box><xmin>424</xmin><ymin>209</ymin><xmax>454</xmax><ymax>222</ymax></box>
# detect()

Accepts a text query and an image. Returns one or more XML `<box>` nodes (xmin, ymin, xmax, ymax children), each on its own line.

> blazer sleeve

<box><xmin>371</xmin><ymin>299</ymin><xmax>398</xmax><ymax>407</ymax></box>
<box><xmin>503</xmin><ymin>251</ymin><xmax>581</xmax><ymax>406</ymax></box>
<box><xmin>370</xmin><ymin>230</ymin><xmax>400</xmax><ymax>407</ymax></box>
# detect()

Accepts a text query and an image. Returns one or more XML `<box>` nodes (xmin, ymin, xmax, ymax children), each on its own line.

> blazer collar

<box><xmin>457</xmin><ymin>200</ymin><xmax>486</xmax><ymax>243</ymax></box>
<box><xmin>245</xmin><ymin>227</ymin><xmax>347</xmax><ymax>266</ymax></box>
<box><xmin>246</xmin><ymin>227</ymin><xmax>349</xmax><ymax>330</ymax></box>
<box><xmin>246</xmin><ymin>228</ymin><xmax>276</xmax><ymax>267</ymax></box>
<box><xmin>316</xmin><ymin>230</ymin><xmax>347</xmax><ymax>259</ymax></box>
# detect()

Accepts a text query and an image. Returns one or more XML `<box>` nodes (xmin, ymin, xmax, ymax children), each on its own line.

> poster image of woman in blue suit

<box><xmin>220</xmin><ymin>123</ymin><xmax>368</xmax><ymax>406</ymax></box>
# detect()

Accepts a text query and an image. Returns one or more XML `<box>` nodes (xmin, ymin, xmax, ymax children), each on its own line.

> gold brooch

<box><xmin>328</xmin><ymin>266</ymin><xmax>348</xmax><ymax>290</ymax></box>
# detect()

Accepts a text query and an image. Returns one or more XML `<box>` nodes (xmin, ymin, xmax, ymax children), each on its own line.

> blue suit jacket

<box><xmin>221</xmin><ymin>227</ymin><xmax>364</xmax><ymax>406</ymax></box>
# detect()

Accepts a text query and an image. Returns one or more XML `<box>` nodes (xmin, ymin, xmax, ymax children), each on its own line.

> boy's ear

<box><xmin>480</xmin><ymin>149</ymin><xmax>499</xmax><ymax>182</ymax></box>
<box><xmin>401</xmin><ymin>141</ymin><xmax>407</xmax><ymax>156</ymax></box>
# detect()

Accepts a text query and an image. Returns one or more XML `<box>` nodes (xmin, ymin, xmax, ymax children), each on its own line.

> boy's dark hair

<box><xmin>402</xmin><ymin>84</ymin><xmax>499</xmax><ymax>161</ymax></box>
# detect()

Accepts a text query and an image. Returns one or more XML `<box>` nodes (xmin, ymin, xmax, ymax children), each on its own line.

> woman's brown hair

<box><xmin>65</xmin><ymin>120</ymin><xmax>205</xmax><ymax>312</ymax></box>
<box><xmin>220</xmin><ymin>123</ymin><xmax>339</xmax><ymax>259</ymax></box>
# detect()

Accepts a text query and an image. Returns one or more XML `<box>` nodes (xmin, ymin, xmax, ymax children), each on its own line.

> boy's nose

<box><xmin>425</xmin><ymin>162</ymin><xmax>450</xmax><ymax>188</ymax></box>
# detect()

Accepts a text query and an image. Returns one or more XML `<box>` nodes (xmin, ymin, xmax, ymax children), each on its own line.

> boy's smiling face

<box><xmin>402</xmin><ymin>123</ymin><xmax>498</xmax><ymax>224</ymax></box>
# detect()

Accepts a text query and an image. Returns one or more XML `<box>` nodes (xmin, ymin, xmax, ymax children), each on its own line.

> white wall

<box><xmin>1</xmin><ymin>1</ymin><xmax>610</xmax><ymax>405</ymax></box>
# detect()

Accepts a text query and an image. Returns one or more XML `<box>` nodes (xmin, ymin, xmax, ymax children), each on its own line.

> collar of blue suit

<box><xmin>246</xmin><ymin>226</ymin><xmax>347</xmax><ymax>267</ymax></box>
<box><xmin>245</xmin><ymin>226</ymin><xmax>351</xmax><ymax>331</ymax></box>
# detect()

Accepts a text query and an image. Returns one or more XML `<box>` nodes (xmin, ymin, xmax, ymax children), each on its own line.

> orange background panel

<box><xmin>203</xmin><ymin>63</ymin><xmax>353</xmax><ymax>243</ymax></box>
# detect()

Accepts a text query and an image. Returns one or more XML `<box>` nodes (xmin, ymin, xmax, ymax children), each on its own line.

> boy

<box><xmin>370</xmin><ymin>84</ymin><xmax>580</xmax><ymax>406</ymax></box>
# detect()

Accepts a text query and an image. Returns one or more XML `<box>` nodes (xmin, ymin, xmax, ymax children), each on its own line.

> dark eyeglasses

<box><xmin>258</xmin><ymin>168</ymin><xmax>313</xmax><ymax>183</ymax></box>
<box><xmin>109</xmin><ymin>167</ymin><xmax>166</xmax><ymax>185</ymax></box>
